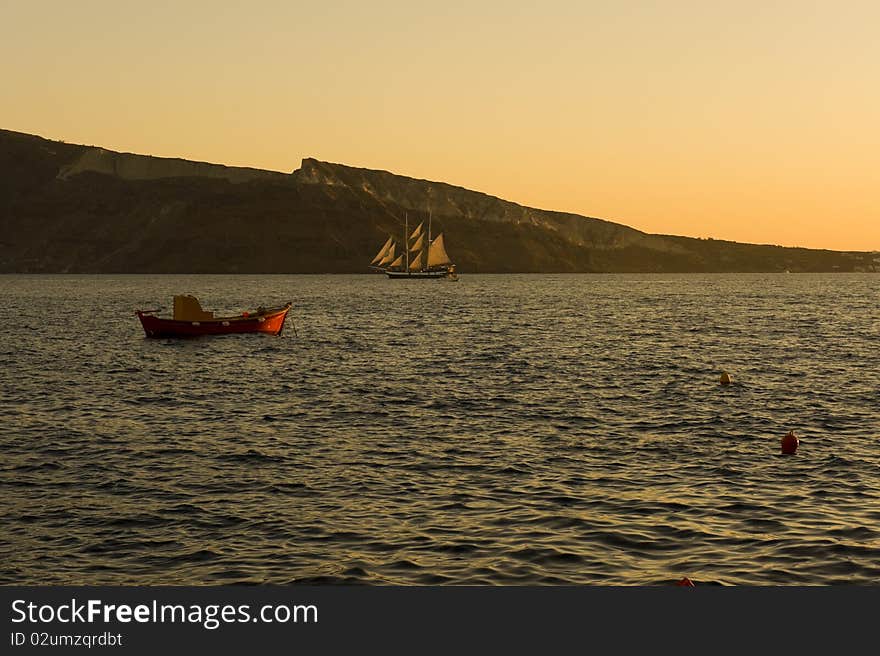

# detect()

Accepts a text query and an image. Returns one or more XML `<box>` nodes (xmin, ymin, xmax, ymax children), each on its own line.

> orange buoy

<box><xmin>675</xmin><ymin>576</ymin><xmax>695</xmax><ymax>586</ymax></box>
<box><xmin>781</xmin><ymin>430</ymin><xmax>799</xmax><ymax>455</ymax></box>
<box><xmin>242</xmin><ymin>311</ymin><xmax>249</xmax><ymax>317</ymax></box>
<box><xmin>719</xmin><ymin>372</ymin><xmax>732</xmax><ymax>385</ymax></box>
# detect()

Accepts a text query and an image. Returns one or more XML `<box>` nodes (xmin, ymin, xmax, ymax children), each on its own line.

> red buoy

<box><xmin>781</xmin><ymin>430</ymin><xmax>799</xmax><ymax>455</ymax></box>
<box><xmin>675</xmin><ymin>577</ymin><xmax>695</xmax><ymax>586</ymax></box>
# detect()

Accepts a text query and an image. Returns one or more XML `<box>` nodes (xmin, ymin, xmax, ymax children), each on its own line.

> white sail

<box><xmin>409</xmin><ymin>250</ymin><xmax>426</xmax><ymax>271</ymax></box>
<box><xmin>389</xmin><ymin>253</ymin><xmax>404</xmax><ymax>268</ymax></box>
<box><xmin>410</xmin><ymin>234</ymin><xmax>425</xmax><ymax>252</ymax></box>
<box><xmin>377</xmin><ymin>243</ymin><xmax>397</xmax><ymax>267</ymax></box>
<box><xmin>371</xmin><ymin>236</ymin><xmax>393</xmax><ymax>265</ymax></box>
<box><xmin>427</xmin><ymin>233</ymin><xmax>452</xmax><ymax>267</ymax></box>
<box><xmin>409</xmin><ymin>222</ymin><xmax>424</xmax><ymax>240</ymax></box>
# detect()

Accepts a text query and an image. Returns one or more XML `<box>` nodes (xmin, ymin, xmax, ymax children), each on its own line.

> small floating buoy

<box><xmin>781</xmin><ymin>430</ymin><xmax>799</xmax><ymax>455</ymax></box>
<box><xmin>675</xmin><ymin>577</ymin><xmax>695</xmax><ymax>586</ymax></box>
<box><xmin>719</xmin><ymin>371</ymin><xmax>732</xmax><ymax>385</ymax></box>
<box><xmin>242</xmin><ymin>311</ymin><xmax>249</xmax><ymax>318</ymax></box>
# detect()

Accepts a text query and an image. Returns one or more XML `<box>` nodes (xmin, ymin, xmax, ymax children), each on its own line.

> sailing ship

<box><xmin>370</xmin><ymin>214</ymin><xmax>457</xmax><ymax>280</ymax></box>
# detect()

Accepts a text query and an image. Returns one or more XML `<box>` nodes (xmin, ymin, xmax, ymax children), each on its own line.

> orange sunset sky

<box><xmin>2</xmin><ymin>1</ymin><xmax>878</xmax><ymax>250</ymax></box>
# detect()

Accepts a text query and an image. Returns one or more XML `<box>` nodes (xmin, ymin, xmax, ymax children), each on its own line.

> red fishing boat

<box><xmin>136</xmin><ymin>295</ymin><xmax>292</xmax><ymax>338</ymax></box>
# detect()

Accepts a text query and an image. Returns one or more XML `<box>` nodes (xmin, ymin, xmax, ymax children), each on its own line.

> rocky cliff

<box><xmin>58</xmin><ymin>147</ymin><xmax>286</xmax><ymax>184</ymax></box>
<box><xmin>0</xmin><ymin>128</ymin><xmax>875</xmax><ymax>273</ymax></box>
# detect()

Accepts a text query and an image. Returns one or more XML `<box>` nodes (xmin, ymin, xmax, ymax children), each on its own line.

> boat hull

<box><xmin>385</xmin><ymin>269</ymin><xmax>450</xmax><ymax>279</ymax></box>
<box><xmin>137</xmin><ymin>304</ymin><xmax>291</xmax><ymax>338</ymax></box>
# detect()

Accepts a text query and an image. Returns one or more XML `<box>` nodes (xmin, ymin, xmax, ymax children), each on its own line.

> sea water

<box><xmin>1</xmin><ymin>273</ymin><xmax>878</xmax><ymax>584</ymax></box>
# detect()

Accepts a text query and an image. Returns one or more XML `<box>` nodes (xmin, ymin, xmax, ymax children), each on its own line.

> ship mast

<box><xmin>425</xmin><ymin>187</ymin><xmax>434</xmax><ymax>251</ymax></box>
<box><xmin>405</xmin><ymin>212</ymin><xmax>410</xmax><ymax>274</ymax></box>
<box><xmin>426</xmin><ymin>188</ymin><xmax>432</xmax><ymax>271</ymax></box>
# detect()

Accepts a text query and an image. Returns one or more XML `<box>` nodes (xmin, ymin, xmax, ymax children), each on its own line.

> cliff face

<box><xmin>0</xmin><ymin>128</ymin><xmax>876</xmax><ymax>273</ymax></box>
<box><xmin>294</xmin><ymin>157</ymin><xmax>672</xmax><ymax>250</ymax></box>
<box><xmin>58</xmin><ymin>147</ymin><xmax>287</xmax><ymax>184</ymax></box>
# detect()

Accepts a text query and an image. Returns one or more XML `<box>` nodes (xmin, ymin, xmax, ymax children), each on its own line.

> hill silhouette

<box><xmin>1</xmin><ymin>128</ymin><xmax>876</xmax><ymax>273</ymax></box>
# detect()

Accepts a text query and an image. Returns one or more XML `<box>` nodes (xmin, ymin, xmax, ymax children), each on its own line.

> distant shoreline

<box><xmin>2</xmin><ymin>128</ymin><xmax>878</xmax><ymax>274</ymax></box>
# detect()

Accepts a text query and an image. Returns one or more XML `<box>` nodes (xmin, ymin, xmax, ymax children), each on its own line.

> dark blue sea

<box><xmin>1</xmin><ymin>273</ymin><xmax>878</xmax><ymax>585</ymax></box>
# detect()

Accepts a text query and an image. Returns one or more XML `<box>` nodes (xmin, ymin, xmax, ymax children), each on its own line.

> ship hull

<box><xmin>385</xmin><ymin>269</ymin><xmax>451</xmax><ymax>279</ymax></box>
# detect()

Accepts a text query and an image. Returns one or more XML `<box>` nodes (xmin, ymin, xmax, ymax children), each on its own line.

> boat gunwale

<box><xmin>136</xmin><ymin>302</ymin><xmax>291</xmax><ymax>324</ymax></box>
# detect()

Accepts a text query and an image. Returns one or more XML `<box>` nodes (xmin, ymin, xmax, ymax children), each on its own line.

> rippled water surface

<box><xmin>1</xmin><ymin>274</ymin><xmax>878</xmax><ymax>585</ymax></box>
